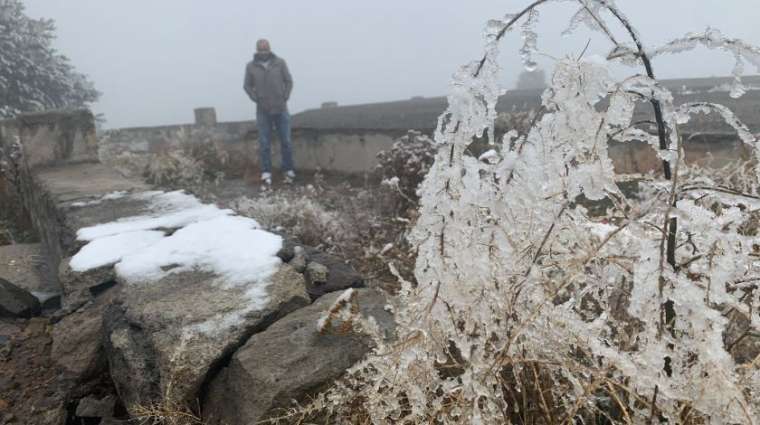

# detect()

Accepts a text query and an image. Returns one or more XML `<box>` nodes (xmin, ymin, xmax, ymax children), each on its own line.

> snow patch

<box><xmin>70</xmin><ymin>191</ymin><xmax>129</xmax><ymax>207</ymax></box>
<box><xmin>116</xmin><ymin>216</ymin><xmax>282</xmax><ymax>291</ymax></box>
<box><xmin>70</xmin><ymin>230</ymin><xmax>166</xmax><ymax>271</ymax></box>
<box><xmin>71</xmin><ymin>190</ymin><xmax>283</xmax><ymax>314</ymax></box>
<box><xmin>77</xmin><ymin>191</ymin><xmax>234</xmax><ymax>241</ymax></box>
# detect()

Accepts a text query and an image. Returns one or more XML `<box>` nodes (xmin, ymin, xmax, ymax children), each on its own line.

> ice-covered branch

<box><xmin>653</xmin><ymin>28</ymin><xmax>760</xmax><ymax>99</ymax></box>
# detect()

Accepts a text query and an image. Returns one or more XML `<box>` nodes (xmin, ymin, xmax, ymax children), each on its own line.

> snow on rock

<box><xmin>70</xmin><ymin>230</ymin><xmax>166</xmax><ymax>272</ymax></box>
<box><xmin>116</xmin><ymin>216</ymin><xmax>283</xmax><ymax>308</ymax></box>
<box><xmin>71</xmin><ymin>191</ymin><xmax>284</xmax><ymax>308</ymax></box>
<box><xmin>71</xmin><ymin>190</ymin><xmax>310</xmax><ymax>411</ymax></box>
<box><xmin>76</xmin><ymin>191</ymin><xmax>233</xmax><ymax>241</ymax></box>
<box><xmin>70</xmin><ymin>191</ymin><xmax>129</xmax><ymax>208</ymax></box>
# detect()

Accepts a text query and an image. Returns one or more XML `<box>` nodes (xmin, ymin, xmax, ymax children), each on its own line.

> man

<box><xmin>244</xmin><ymin>39</ymin><xmax>295</xmax><ymax>185</ymax></box>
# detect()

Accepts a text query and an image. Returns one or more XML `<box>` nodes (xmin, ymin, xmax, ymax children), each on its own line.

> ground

<box><xmin>0</xmin><ymin>167</ymin><xmax>415</xmax><ymax>424</ymax></box>
<box><xmin>192</xmin><ymin>171</ymin><xmax>417</xmax><ymax>293</ymax></box>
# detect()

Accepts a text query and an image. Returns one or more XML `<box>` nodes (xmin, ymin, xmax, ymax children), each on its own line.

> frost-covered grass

<box><xmin>229</xmin><ymin>180</ymin><xmax>417</xmax><ymax>293</ymax></box>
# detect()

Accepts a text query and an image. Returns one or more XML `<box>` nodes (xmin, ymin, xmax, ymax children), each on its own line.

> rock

<box><xmin>289</xmin><ymin>251</ymin><xmax>307</xmax><ymax>273</ymax></box>
<box><xmin>0</xmin><ymin>277</ymin><xmax>41</xmax><ymax>318</ymax></box>
<box><xmin>58</xmin><ymin>258</ymin><xmax>116</xmax><ymax>308</ymax></box>
<box><xmin>277</xmin><ymin>239</ymin><xmax>307</xmax><ymax>273</ymax></box>
<box><xmin>104</xmin><ymin>264</ymin><xmax>310</xmax><ymax>413</ymax></box>
<box><xmin>51</xmin><ymin>289</ymin><xmax>116</xmax><ymax>380</ymax></box>
<box><xmin>303</xmin><ymin>252</ymin><xmax>365</xmax><ymax>300</ymax></box>
<box><xmin>0</xmin><ymin>320</ymin><xmax>20</xmax><ymax>353</ymax></box>
<box><xmin>275</xmin><ymin>238</ymin><xmax>297</xmax><ymax>263</ymax></box>
<box><xmin>203</xmin><ymin>288</ymin><xmax>395</xmax><ymax>425</ymax></box>
<box><xmin>23</xmin><ymin>317</ymin><xmax>48</xmax><ymax>337</ymax></box>
<box><xmin>33</xmin><ymin>292</ymin><xmax>61</xmax><ymax>311</ymax></box>
<box><xmin>0</xmin><ymin>243</ymin><xmax>56</xmax><ymax>296</ymax></box>
<box><xmin>2</xmin><ymin>412</ymin><xmax>14</xmax><ymax>424</ymax></box>
<box><xmin>75</xmin><ymin>395</ymin><xmax>115</xmax><ymax>418</ymax></box>
<box><xmin>305</xmin><ymin>261</ymin><xmax>329</xmax><ymax>284</ymax></box>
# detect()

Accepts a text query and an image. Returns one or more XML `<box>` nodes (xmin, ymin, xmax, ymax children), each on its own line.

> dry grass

<box><xmin>131</xmin><ymin>401</ymin><xmax>205</xmax><ymax>425</ymax></box>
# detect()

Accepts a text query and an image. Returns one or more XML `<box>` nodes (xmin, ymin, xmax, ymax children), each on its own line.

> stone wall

<box><xmin>99</xmin><ymin>120</ymin><xmax>256</xmax><ymax>178</ymax></box>
<box><xmin>609</xmin><ymin>135</ymin><xmax>755</xmax><ymax>175</ymax></box>
<box><xmin>99</xmin><ymin>107</ymin><xmax>755</xmax><ymax>179</ymax></box>
<box><xmin>2</xmin><ymin>110</ymin><xmax>97</xmax><ymax>169</ymax></box>
<box><xmin>0</xmin><ymin>109</ymin><xmax>98</xmax><ymax>283</ymax></box>
<box><xmin>99</xmin><ymin>115</ymin><xmax>403</xmax><ymax>178</ymax></box>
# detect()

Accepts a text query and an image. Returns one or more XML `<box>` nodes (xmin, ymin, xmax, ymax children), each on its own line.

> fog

<box><xmin>22</xmin><ymin>0</ymin><xmax>760</xmax><ymax>129</ymax></box>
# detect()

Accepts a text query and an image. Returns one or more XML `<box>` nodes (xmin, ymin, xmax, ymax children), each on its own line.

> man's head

<box><xmin>256</xmin><ymin>39</ymin><xmax>271</xmax><ymax>54</ymax></box>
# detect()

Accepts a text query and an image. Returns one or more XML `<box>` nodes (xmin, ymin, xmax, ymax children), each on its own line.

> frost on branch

<box><xmin>308</xmin><ymin>2</ymin><xmax>760</xmax><ymax>424</ymax></box>
<box><xmin>652</xmin><ymin>27</ymin><xmax>760</xmax><ymax>99</ymax></box>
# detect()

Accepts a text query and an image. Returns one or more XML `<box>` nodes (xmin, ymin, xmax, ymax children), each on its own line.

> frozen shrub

<box><xmin>232</xmin><ymin>190</ymin><xmax>347</xmax><ymax>249</ymax></box>
<box><xmin>184</xmin><ymin>140</ymin><xmax>229</xmax><ymax>183</ymax></box>
<box><xmin>144</xmin><ymin>142</ymin><xmax>227</xmax><ymax>190</ymax></box>
<box><xmin>375</xmin><ymin>130</ymin><xmax>436</xmax><ymax>217</ymax></box>
<box><xmin>228</xmin><ymin>181</ymin><xmax>417</xmax><ymax>292</ymax></box>
<box><xmin>0</xmin><ymin>136</ymin><xmax>22</xmax><ymax>191</ymax></box>
<box><xmin>0</xmin><ymin>137</ymin><xmax>35</xmax><ymax>244</ymax></box>
<box><xmin>145</xmin><ymin>150</ymin><xmax>206</xmax><ymax>190</ymax></box>
<box><xmin>296</xmin><ymin>2</ymin><xmax>760</xmax><ymax>424</ymax></box>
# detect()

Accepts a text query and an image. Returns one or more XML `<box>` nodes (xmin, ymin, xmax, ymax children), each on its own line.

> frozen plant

<box><xmin>144</xmin><ymin>150</ymin><xmax>206</xmax><ymax>190</ymax></box>
<box><xmin>0</xmin><ymin>136</ymin><xmax>23</xmax><ymax>191</ymax></box>
<box><xmin>301</xmin><ymin>1</ymin><xmax>760</xmax><ymax>424</ymax></box>
<box><xmin>232</xmin><ymin>192</ymin><xmax>346</xmax><ymax>249</ymax></box>
<box><xmin>375</xmin><ymin>130</ymin><xmax>436</xmax><ymax>217</ymax></box>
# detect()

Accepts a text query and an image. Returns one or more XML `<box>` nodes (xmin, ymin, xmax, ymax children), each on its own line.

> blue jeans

<box><xmin>256</xmin><ymin>110</ymin><xmax>294</xmax><ymax>174</ymax></box>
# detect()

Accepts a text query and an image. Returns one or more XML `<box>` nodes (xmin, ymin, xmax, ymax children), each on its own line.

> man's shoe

<box><xmin>284</xmin><ymin>170</ymin><xmax>296</xmax><ymax>184</ymax></box>
<box><xmin>261</xmin><ymin>172</ymin><xmax>272</xmax><ymax>186</ymax></box>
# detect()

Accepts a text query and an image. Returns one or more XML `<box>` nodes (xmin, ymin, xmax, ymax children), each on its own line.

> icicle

<box><xmin>519</xmin><ymin>9</ymin><xmax>540</xmax><ymax>72</ymax></box>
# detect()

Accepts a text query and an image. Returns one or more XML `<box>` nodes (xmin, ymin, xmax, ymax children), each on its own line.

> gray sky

<box><xmin>23</xmin><ymin>1</ymin><xmax>760</xmax><ymax>129</ymax></box>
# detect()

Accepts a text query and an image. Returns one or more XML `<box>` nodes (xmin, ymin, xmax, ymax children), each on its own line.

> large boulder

<box><xmin>203</xmin><ymin>288</ymin><xmax>395</xmax><ymax>425</ymax></box>
<box><xmin>0</xmin><ymin>277</ymin><xmax>41</xmax><ymax>318</ymax></box>
<box><xmin>51</xmin><ymin>289</ymin><xmax>117</xmax><ymax>380</ymax></box>
<box><xmin>104</xmin><ymin>264</ymin><xmax>309</xmax><ymax>413</ymax></box>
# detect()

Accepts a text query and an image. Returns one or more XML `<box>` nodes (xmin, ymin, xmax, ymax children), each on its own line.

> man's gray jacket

<box><xmin>244</xmin><ymin>53</ymin><xmax>293</xmax><ymax>114</ymax></box>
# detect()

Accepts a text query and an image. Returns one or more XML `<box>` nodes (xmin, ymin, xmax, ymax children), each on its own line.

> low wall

<box><xmin>0</xmin><ymin>109</ymin><xmax>98</xmax><ymax>281</ymax></box>
<box><xmin>609</xmin><ymin>134</ymin><xmax>754</xmax><ymax>174</ymax></box>
<box><xmin>100</xmin><ymin>113</ymin><xmax>755</xmax><ymax>179</ymax></box>
<box><xmin>100</xmin><ymin>119</ymin><xmax>403</xmax><ymax>177</ymax></box>
<box><xmin>1</xmin><ymin>110</ymin><xmax>97</xmax><ymax>168</ymax></box>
